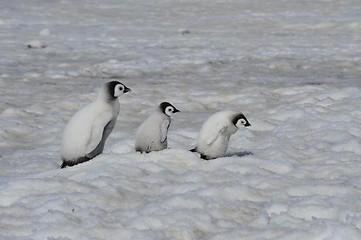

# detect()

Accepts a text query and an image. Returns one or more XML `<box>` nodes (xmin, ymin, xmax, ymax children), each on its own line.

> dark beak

<box><xmin>173</xmin><ymin>108</ymin><xmax>180</xmax><ymax>113</ymax></box>
<box><xmin>245</xmin><ymin>122</ymin><xmax>251</xmax><ymax>127</ymax></box>
<box><xmin>124</xmin><ymin>87</ymin><xmax>131</xmax><ymax>93</ymax></box>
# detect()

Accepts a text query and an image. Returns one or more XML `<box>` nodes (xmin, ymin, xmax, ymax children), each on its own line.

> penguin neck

<box><xmin>157</xmin><ymin>108</ymin><xmax>170</xmax><ymax>119</ymax></box>
<box><xmin>228</xmin><ymin>124</ymin><xmax>238</xmax><ymax>135</ymax></box>
<box><xmin>96</xmin><ymin>87</ymin><xmax>117</xmax><ymax>103</ymax></box>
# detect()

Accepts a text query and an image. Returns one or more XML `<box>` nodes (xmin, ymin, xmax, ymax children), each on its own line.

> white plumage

<box><xmin>191</xmin><ymin>110</ymin><xmax>250</xmax><ymax>160</ymax></box>
<box><xmin>60</xmin><ymin>81</ymin><xmax>131</xmax><ymax>168</ymax></box>
<box><xmin>135</xmin><ymin>102</ymin><xmax>179</xmax><ymax>153</ymax></box>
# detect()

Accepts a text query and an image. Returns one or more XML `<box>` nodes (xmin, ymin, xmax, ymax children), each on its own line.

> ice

<box><xmin>1</xmin><ymin>0</ymin><xmax>361</xmax><ymax>239</ymax></box>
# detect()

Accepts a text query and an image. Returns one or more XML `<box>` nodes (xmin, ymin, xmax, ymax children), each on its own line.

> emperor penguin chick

<box><xmin>60</xmin><ymin>81</ymin><xmax>131</xmax><ymax>168</ymax></box>
<box><xmin>135</xmin><ymin>102</ymin><xmax>180</xmax><ymax>153</ymax></box>
<box><xmin>191</xmin><ymin>111</ymin><xmax>251</xmax><ymax>160</ymax></box>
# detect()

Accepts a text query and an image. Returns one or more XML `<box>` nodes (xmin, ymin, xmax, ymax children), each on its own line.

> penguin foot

<box><xmin>200</xmin><ymin>154</ymin><xmax>211</xmax><ymax>160</ymax></box>
<box><xmin>60</xmin><ymin>161</ymin><xmax>68</xmax><ymax>169</ymax></box>
<box><xmin>189</xmin><ymin>148</ymin><xmax>211</xmax><ymax>160</ymax></box>
<box><xmin>61</xmin><ymin>155</ymin><xmax>93</xmax><ymax>168</ymax></box>
<box><xmin>61</xmin><ymin>160</ymin><xmax>78</xmax><ymax>168</ymax></box>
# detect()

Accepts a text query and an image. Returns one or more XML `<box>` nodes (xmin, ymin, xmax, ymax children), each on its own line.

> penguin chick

<box><xmin>191</xmin><ymin>111</ymin><xmax>250</xmax><ymax>160</ymax></box>
<box><xmin>60</xmin><ymin>81</ymin><xmax>131</xmax><ymax>168</ymax></box>
<box><xmin>135</xmin><ymin>102</ymin><xmax>180</xmax><ymax>153</ymax></box>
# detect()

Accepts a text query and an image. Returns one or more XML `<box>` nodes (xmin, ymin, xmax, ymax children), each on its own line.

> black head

<box><xmin>106</xmin><ymin>81</ymin><xmax>131</xmax><ymax>100</ymax></box>
<box><xmin>159</xmin><ymin>102</ymin><xmax>180</xmax><ymax>117</ymax></box>
<box><xmin>232</xmin><ymin>113</ymin><xmax>251</xmax><ymax>128</ymax></box>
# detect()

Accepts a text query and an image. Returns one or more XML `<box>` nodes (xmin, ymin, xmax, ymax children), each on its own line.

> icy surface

<box><xmin>1</xmin><ymin>0</ymin><xmax>361</xmax><ymax>239</ymax></box>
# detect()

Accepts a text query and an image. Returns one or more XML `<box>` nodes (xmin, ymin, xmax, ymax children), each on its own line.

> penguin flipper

<box><xmin>84</xmin><ymin>113</ymin><xmax>114</xmax><ymax>155</ymax></box>
<box><xmin>206</xmin><ymin>126</ymin><xmax>226</xmax><ymax>146</ymax></box>
<box><xmin>160</xmin><ymin>119</ymin><xmax>170</xmax><ymax>143</ymax></box>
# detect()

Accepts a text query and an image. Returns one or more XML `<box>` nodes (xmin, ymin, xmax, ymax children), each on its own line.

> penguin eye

<box><xmin>240</xmin><ymin>119</ymin><xmax>246</xmax><ymax>125</ymax></box>
<box><xmin>165</xmin><ymin>106</ymin><xmax>174</xmax><ymax>115</ymax></box>
<box><xmin>119</xmin><ymin>86</ymin><xmax>124</xmax><ymax>91</ymax></box>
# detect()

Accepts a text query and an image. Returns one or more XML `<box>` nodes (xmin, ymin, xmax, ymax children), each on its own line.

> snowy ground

<box><xmin>1</xmin><ymin>0</ymin><xmax>361</xmax><ymax>239</ymax></box>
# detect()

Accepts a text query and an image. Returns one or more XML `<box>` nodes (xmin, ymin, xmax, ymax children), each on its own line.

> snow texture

<box><xmin>1</xmin><ymin>0</ymin><xmax>361</xmax><ymax>239</ymax></box>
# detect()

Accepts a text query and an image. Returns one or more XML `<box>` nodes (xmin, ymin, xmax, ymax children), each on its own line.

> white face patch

<box><xmin>113</xmin><ymin>84</ymin><xmax>124</xmax><ymax>97</ymax></box>
<box><xmin>236</xmin><ymin>118</ymin><xmax>247</xmax><ymax>128</ymax></box>
<box><xmin>165</xmin><ymin>106</ymin><xmax>175</xmax><ymax>116</ymax></box>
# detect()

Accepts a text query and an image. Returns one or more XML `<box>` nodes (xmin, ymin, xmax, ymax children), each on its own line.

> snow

<box><xmin>1</xmin><ymin>0</ymin><xmax>361</xmax><ymax>239</ymax></box>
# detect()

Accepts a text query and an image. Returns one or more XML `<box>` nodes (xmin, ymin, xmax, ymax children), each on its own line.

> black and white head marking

<box><xmin>233</xmin><ymin>113</ymin><xmax>251</xmax><ymax>128</ymax></box>
<box><xmin>159</xmin><ymin>102</ymin><xmax>180</xmax><ymax>117</ymax></box>
<box><xmin>106</xmin><ymin>81</ymin><xmax>131</xmax><ymax>100</ymax></box>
